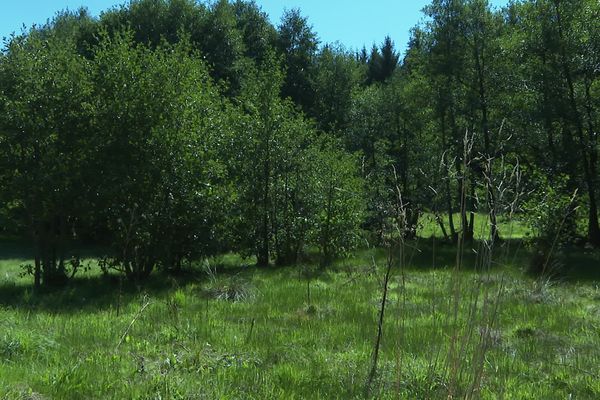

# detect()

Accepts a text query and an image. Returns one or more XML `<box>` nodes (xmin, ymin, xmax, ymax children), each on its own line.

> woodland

<box><xmin>0</xmin><ymin>0</ymin><xmax>599</xmax><ymax>398</ymax></box>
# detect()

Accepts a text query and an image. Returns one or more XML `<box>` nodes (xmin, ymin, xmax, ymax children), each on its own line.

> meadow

<box><xmin>1</xmin><ymin>218</ymin><xmax>599</xmax><ymax>399</ymax></box>
<box><xmin>2</xmin><ymin>0</ymin><xmax>600</xmax><ymax>397</ymax></box>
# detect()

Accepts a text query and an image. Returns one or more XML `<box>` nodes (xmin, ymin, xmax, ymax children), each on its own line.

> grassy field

<box><xmin>417</xmin><ymin>213</ymin><xmax>531</xmax><ymax>240</ymax></box>
<box><xmin>1</xmin><ymin>238</ymin><xmax>600</xmax><ymax>399</ymax></box>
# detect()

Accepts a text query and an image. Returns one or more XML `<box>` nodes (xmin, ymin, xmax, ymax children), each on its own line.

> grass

<box><xmin>1</xmin><ymin>239</ymin><xmax>599</xmax><ymax>399</ymax></box>
<box><xmin>418</xmin><ymin>212</ymin><xmax>531</xmax><ymax>240</ymax></box>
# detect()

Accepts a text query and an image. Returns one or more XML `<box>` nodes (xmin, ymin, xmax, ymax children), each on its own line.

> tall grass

<box><xmin>1</xmin><ymin>246</ymin><xmax>600</xmax><ymax>398</ymax></box>
<box><xmin>362</xmin><ymin>131</ymin><xmax>531</xmax><ymax>399</ymax></box>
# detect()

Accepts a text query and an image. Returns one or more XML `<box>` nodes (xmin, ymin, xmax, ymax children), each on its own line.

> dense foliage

<box><xmin>0</xmin><ymin>0</ymin><xmax>599</xmax><ymax>286</ymax></box>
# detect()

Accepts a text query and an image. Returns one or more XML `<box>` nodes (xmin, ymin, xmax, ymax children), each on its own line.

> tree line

<box><xmin>0</xmin><ymin>0</ymin><xmax>598</xmax><ymax>286</ymax></box>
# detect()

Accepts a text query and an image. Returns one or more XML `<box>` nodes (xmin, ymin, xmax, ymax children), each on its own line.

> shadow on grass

<box><xmin>385</xmin><ymin>237</ymin><xmax>531</xmax><ymax>271</ymax></box>
<box><xmin>0</xmin><ymin>269</ymin><xmax>213</xmax><ymax>314</ymax></box>
<box><xmin>0</xmin><ymin>237</ymin><xmax>597</xmax><ymax>314</ymax></box>
<box><xmin>347</xmin><ymin>238</ymin><xmax>600</xmax><ymax>282</ymax></box>
<box><xmin>552</xmin><ymin>248</ymin><xmax>600</xmax><ymax>282</ymax></box>
<box><xmin>408</xmin><ymin>237</ymin><xmax>600</xmax><ymax>282</ymax></box>
<box><xmin>0</xmin><ymin>246</ymin><xmax>265</xmax><ymax>314</ymax></box>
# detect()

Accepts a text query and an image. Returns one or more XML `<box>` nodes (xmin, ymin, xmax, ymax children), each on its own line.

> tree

<box><xmin>90</xmin><ymin>32</ymin><xmax>231</xmax><ymax>280</ymax></box>
<box><xmin>98</xmin><ymin>0</ymin><xmax>206</xmax><ymax>48</ymax></box>
<box><xmin>0</xmin><ymin>28</ymin><xmax>94</xmax><ymax>287</ymax></box>
<box><xmin>463</xmin><ymin>0</ymin><xmax>502</xmax><ymax>239</ymax></box>
<box><xmin>424</xmin><ymin>0</ymin><xmax>473</xmax><ymax>242</ymax></box>
<box><xmin>200</xmin><ymin>0</ymin><xmax>247</xmax><ymax>95</ymax></box>
<box><xmin>233</xmin><ymin>55</ymin><xmax>313</xmax><ymax>266</ymax></box>
<box><xmin>347</xmin><ymin>85</ymin><xmax>394</xmax><ymax>242</ymax></box>
<box><xmin>550</xmin><ymin>0</ymin><xmax>600</xmax><ymax>245</ymax></box>
<box><xmin>233</xmin><ymin>53</ymin><xmax>366</xmax><ymax>266</ymax></box>
<box><xmin>501</xmin><ymin>0</ymin><xmax>599</xmax><ymax>245</ymax></box>
<box><xmin>309</xmin><ymin>139</ymin><xmax>366</xmax><ymax>266</ymax></box>
<box><xmin>233</xmin><ymin>0</ymin><xmax>277</xmax><ymax>65</ymax></box>
<box><xmin>366</xmin><ymin>36</ymin><xmax>399</xmax><ymax>84</ymax></box>
<box><xmin>366</xmin><ymin>44</ymin><xmax>383</xmax><ymax>85</ymax></box>
<box><xmin>312</xmin><ymin>44</ymin><xmax>359</xmax><ymax>133</ymax></box>
<box><xmin>379</xmin><ymin>36</ymin><xmax>400</xmax><ymax>82</ymax></box>
<box><xmin>276</xmin><ymin>8</ymin><xmax>319</xmax><ymax>113</ymax></box>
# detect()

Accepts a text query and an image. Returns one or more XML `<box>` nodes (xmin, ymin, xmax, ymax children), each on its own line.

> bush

<box><xmin>523</xmin><ymin>173</ymin><xmax>578</xmax><ymax>276</ymax></box>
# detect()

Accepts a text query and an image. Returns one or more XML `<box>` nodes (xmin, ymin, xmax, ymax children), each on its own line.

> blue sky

<box><xmin>0</xmin><ymin>0</ymin><xmax>508</xmax><ymax>54</ymax></box>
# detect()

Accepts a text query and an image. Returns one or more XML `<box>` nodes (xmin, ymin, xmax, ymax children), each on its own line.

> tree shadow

<box><xmin>0</xmin><ymin>269</ymin><xmax>208</xmax><ymax>314</ymax></box>
<box><xmin>552</xmin><ymin>248</ymin><xmax>600</xmax><ymax>283</ymax></box>
<box><xmin>403</xmin><ymin>237</ymin><xmax>531</xmax><ymax>272</ymax></box>
<box><xmin>406</xmin><ymin>238</ymin><xmax>600</xmax><ymax>282</ymax></box>
<box><xmin>1</xmin><ymin>237</ymin><xmax>596</xmax><ymax>315</ymax></box>
<box><xmin>0</xmin><ymin>236</ymin><xmax>264</xmax><ymax>314</ymax></box>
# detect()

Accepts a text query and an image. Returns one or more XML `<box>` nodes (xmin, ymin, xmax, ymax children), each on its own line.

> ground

<box><xmin>1</xmin><ymin>235</ymin><xmax>599</xmax><ymax>399</ymax></box>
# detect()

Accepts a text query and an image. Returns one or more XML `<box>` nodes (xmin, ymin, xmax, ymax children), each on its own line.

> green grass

<box><xmin>0</xmin><ymin>241</ymin><xmax>599</xmax><ymax>399</ymax></box>
<box><xmin>418</xmin><ymin>213</ymin><xmax>531</xmax><ymax>240</ymax></box>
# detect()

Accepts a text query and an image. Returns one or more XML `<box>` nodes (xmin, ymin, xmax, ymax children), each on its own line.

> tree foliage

<box><xmin>1</xmin><ymin>0</ymin><xmax>599</xmax><ymax>285</ymax></box>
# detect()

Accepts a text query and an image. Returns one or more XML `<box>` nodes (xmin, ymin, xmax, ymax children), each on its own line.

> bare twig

<box><xmin>116</xmin><ymin>294</ymin><xmax>152</xmax><ymax>350</ymax></box>
<box><xmin>365</xmin><ymin>248</ymin><xmax>394</xmax><ymax>396</ymax></box>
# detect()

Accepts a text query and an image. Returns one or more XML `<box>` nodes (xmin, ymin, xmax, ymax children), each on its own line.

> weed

<box><xmin>0</xmin><ymin>336</ymin><xmax>24</xmax><ymax>360</ymax></box>
<box><xmin>203</xmin><ymin>276</ymin><xmax>256</xmax><ymax>302</ymax></box>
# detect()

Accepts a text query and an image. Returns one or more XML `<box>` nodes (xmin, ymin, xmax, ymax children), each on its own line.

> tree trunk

<box><xmin>258</xmin><ymin>128</ymin><xmax>271</xmax><ymax>267</ymax></box>
<box><xmin>441</xmin><ymin>113</ymin><xmax>457</xmax><ymax>242</ymax></box>
<box><xmin>473</xmin><ymin>30</ymin><xmax>499</xmax><ymax>242</ymax></box>
<box><xmin>584</xmin><ymin>78</ymin><xmax>600</xmax><ymax>245</ymax></box>
<box><xmin>553</xmin><ymin>0</ymin><xmax>600</xmax><ymax>245</ymax></box>
<box><xmin>34</xmin><ymin>256</ymin><xmax>41</xmax><ymax>289</ymax></box>
<box><xmin>320</xmin><ymin>177</ymin><xmax>334</xmax><ymax>268</ymax></box>
<box><xmin>457</xmin><ymin>159</ymin><xmax>471</xmax><ymax>243</ymax></box>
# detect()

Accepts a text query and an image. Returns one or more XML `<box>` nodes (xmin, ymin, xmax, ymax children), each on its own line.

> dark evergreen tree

<box><xmin>379</xmin><ymin>36</ymin><xmax>400</xmax><ymax>82</ymax></box>
<box><xmin>366</xmin><ymin>44</ymin><xmax>382</xmax><ymax>84</ymax></box>
<box><xmin>366</xmin><ymin>36</ymin><xmax>399</xmax><ymax>84</ymax></box>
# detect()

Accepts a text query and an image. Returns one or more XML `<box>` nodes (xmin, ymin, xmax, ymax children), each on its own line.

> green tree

<box><xmin>276</xmin><ymin>8</ymin><xmax>319</xmax><ymax>113</ymax></box>
<box><xmin>366</xmin><ymin>44</ymin><xmax>383</xmax><ymax>85</ymax></box>
<box><xmin>234</xmin><ymin>57</ymin><xmax>286</xmax><ymax>266</ymax></box>
<box><xmin>0</xmin><ymin>29</ymin><xmax>94</xmax><ymax>287</ymax></box>
<box><xmin>201</xmin><ymin>0</ymin><xmax>247</xmax><ymax>95</ymax></box>
<box><xmin>233</xmin><ymin>0</ymin><xmax>277</xmax><ymax>65</ymax></box>
<box><xmin>501</xmin><ymin>0</ymin><xmax>599</xmax><ymax>245</ymax></box>
<box><xmin>312</xmin><ymin>44</ymin><xmax>359</xmax><ymax>133</ymax></box>
<box><xmin>347</xmin><ymin>85</ymin><xmax>394</xmax><ymax>242</ymax></box>
<box><xmin>91</xmin><ymin>32</ymin><xmax>230</xmax><ymax>280</ymax></box>
<box><xmin>366</xmin><ymin>36</ymin><xmax>399</xmax><ymax>84</ymax></box>
<box><xmin>424</xmin><ymin>0</ymin><xmax>473</xmax><ymax>242</ymax></box>
<box><xmin>98</xmin><ymin>0</ymin><xmax>205</xmax><ymax>48</ymax></box>
<box><xmin>457</xmin><ymin>0</ymin><xmax>507</xmax><ymax>240</ymax></box>
<box><xmin>309</xmin><ymin>139</ymin><xmax>366</xmax><ymax>266</ymax></box>
<box><xmin>234</xmin><ymin>54</ymin><xmax>366</xmax><ymax>266</ymax></box>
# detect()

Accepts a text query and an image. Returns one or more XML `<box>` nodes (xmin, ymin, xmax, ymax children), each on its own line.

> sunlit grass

<box><xmin>1</xmin><ymin>242</ymin><xmax>599</xmax><ymax>399</ymax></box>
<box><xmin>418</xmin><ymin>212</ymin><xmax>531</xmax><ymax>240</ymax></box>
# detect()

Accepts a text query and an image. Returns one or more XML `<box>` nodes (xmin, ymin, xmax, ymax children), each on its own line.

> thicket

<box><xmin>0</xmin><ymin>0</ymin><xmax>598</xmax><ymax>287</ymax></box>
